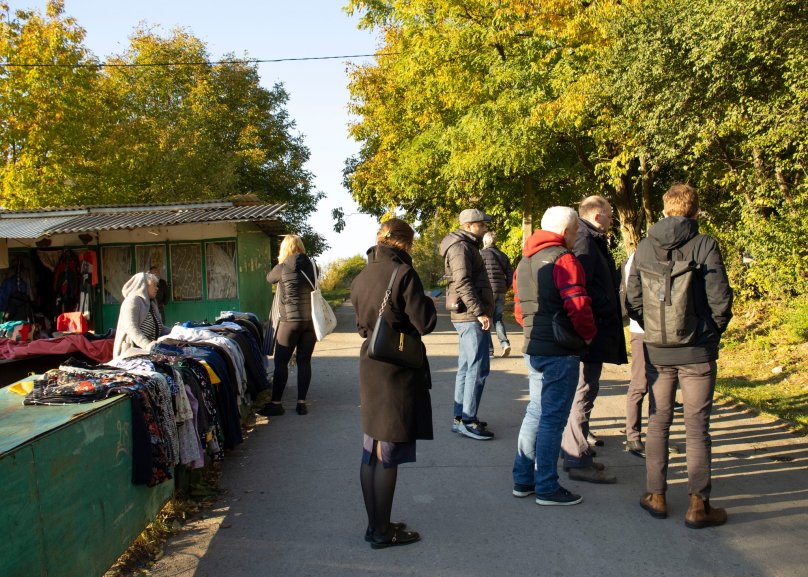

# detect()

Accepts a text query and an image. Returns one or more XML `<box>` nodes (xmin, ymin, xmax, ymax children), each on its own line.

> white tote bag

<box><xmin>300</xmin><ymin>258</ymin><xmax>337</xmax><ymax>341</ymax></box>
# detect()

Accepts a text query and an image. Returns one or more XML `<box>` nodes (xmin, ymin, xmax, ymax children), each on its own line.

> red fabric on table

<box><xmin>0</xmin><ymin>335</ymin><xmax>113</xmax><ymax>363</ymax></box>
<box><xmin>56</xmin><ymin>312</ymin><xmax>89</xmax><ymax>333</ymax></box>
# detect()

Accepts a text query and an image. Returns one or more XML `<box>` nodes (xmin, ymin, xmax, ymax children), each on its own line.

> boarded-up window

<box><xmin>206</xmin><ymin>241</ymin><xmax>238</xmax><ymax>300</ymax></box>
<box><xmin>170</xmin><ymin>244</ymin><xmax>202</xmax><ymax>301</ymax></box>
<box><xmin>102</xmin><ymin>246</ymin><xmax>132</xmax><ymax>304</ymax></box>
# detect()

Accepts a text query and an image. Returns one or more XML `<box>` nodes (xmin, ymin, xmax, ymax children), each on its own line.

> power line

<box><xmin>0</xmin><ymin>53</ymin><xmax>389</xmax><ymax>68</ymax></box>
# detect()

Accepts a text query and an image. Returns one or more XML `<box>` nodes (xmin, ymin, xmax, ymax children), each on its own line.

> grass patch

<box><xmin>716</xmin><ymin>297</ymin><xmax>808</xmax><ymax>434</ymax></box>
<box><xmin>321</xmin><ymin>287</ymin><xmax>350</xmax><ymax>309</ymax></box>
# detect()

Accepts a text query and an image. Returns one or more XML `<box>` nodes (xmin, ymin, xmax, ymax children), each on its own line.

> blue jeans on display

<box><xmin>513</xmin><ymin>354</ymin><xmax>580</xmax><ymax>495</ymax></box>
<box><xmin>452</xmin><ymin>321</ymin><xmax>490</xmax><ymax>421</ymax></box>
<box><xmin>488</xmin><ymin>293</ymin><xmax>510</xmax><ymax>351</ymax></box>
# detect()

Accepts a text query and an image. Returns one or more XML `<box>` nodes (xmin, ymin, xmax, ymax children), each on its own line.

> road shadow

<box><xmin>151</xmin><ymin>304</ymin><xmax>807</xmax><ymax>577</ymax></box>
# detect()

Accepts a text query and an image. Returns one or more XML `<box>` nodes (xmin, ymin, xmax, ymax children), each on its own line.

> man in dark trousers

<box><xmin>439</xmin><ymin>208</ymin><xmax>495</xmax><ymax>440</ymax></box>
<box><xmin>560</xmin><ymin>195</ymin><xmax>627</xmax><ymax>483</ymax></box>
<box><xmin>626</xmin><ymin>183</ymin><xmax>733</xmax><ymax>528</ymax></box>
<box><xmin>481</xmin><ymin>231</ymin><xmax>513</xmax><ymax>357</ymax></box>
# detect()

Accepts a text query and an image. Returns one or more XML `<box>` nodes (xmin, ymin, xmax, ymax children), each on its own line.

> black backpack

<box><xmin>636</xmin><ymin>236</ymin><xmax>703</xmax><ymax>347</ymax></box>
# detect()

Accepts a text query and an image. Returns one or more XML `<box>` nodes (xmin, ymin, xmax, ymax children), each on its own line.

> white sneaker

<box><xmin>501</xmin><ymin>345</ymin><xmax>511</xmax><ymax>358</ymax></box>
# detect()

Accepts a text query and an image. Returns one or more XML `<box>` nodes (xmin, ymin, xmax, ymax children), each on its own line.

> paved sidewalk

<box><xmin>147</xmin><ymin>304</ymin><xmax>808</xmax><ymax>577</ymax></box>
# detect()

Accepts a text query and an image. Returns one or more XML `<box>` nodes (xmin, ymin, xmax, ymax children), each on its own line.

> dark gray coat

<box><xmin>439</xmin><ymin>230</ymin><xmax>494</xmax><ymax>322</ymax></box>
<box><xmin>481</xmin><ymin>244</ymin><xmax>513</xmax><ymax>296</ymax></box>
<box><xmin>626</xmin><ymin>216</ymin><xmax>733</xmax><ymax>365</ymax></box>
<box><xmin>574</xmin><ymin>218</ymin><xmax>627</xmax><ymax>365</ymax></box>
<box><xmin>351</xmin><ymin>244</ymin><xmax>437</xmax><ymax>442</ymax></box>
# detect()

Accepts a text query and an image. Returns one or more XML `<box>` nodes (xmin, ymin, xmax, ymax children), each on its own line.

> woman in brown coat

<box><xmin>350</xmin><ymin>218</ymin><xmax>437</xmax><ymax>549</ymax></box>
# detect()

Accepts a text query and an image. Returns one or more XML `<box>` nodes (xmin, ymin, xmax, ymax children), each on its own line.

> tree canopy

<box><xmin>0</xmin><ymin>0</ymin><xmax>325</xmax><ymax>252</ymax></box>
<box><xmin>344</xmin><ymin>0</ymin><xmax>807</xmax><ymax>299</ymax></box>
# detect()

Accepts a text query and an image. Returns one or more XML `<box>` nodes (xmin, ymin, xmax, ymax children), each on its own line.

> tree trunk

<box><xmin>613</xmin><ymin>173</ymin><xmax>642</xmax><ymax>255</ymax></box>
<box><xmin>639</xmin><ymin>154</ymin><xmax>654</xmax><ymax>232</ymax></box>
<box><xmin>522</xmin><ymin>177</ymin><xmax>534</xmax><ymax>248</ymax></box>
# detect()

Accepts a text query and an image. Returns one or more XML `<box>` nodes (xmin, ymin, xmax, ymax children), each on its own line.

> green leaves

<box><xmin>1</xmin><ymin>2</ymin><xmax>323</xmax><ymax>250</ymax></box>
<box><xmin>345</xmin><ymin>0</ymin><xmax>807</xmax><ymax>298</ymax></box>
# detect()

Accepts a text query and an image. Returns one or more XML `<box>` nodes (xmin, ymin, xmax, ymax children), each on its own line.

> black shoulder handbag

<box><xmin>552</xmin><ymin>310</ymin><xmax>587</xmax><ymax>351</ymax></box>
<box><xmin>368</xmin><ymin>265</ymin><xmax>424</xmax><ymax>369</ymax></box>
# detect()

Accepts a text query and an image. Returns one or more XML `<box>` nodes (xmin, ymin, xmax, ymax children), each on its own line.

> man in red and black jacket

<box><xmin>511</xmin><ymin>206</ymin><xmax>597</xmax><ymax>506</ymax></box>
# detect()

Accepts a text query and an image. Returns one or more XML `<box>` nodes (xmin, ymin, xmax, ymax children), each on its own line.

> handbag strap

<box><xmin>377</xmin><ymin>265</ymin><xmax>401</xmax><ymax>317</ymax></box>
<box><xmin>299</xmin><ymin>256</ymin><xmax>318</xmax><ymax>290</ymax></box>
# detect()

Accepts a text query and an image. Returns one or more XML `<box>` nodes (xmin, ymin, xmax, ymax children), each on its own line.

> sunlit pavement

<box><xmin>147</xmin><ymin>303</ymin><xmax>808</xmax><ymax>577</ymax></box>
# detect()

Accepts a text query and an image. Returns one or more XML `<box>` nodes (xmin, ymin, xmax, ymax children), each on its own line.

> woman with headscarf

<box><xmin>350</xmin><ymin>218</ymin><xmax>437</xmax><ymax>549</ymax></box>
<box><xmin>258</xmin><ymin>234</ymin><xmax>317</xmax><ymax>416</ymax></box>
<box><xmin>112</xmin><ymin>272</ymin><xmax>165</xmax><ymax>357</ymax></box>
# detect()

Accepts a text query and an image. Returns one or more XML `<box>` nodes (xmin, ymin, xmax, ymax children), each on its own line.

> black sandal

<box><xmin>370</xmin><ymin>527</ymin><xmax>420</xmax><ymax>549</ymax></box>
<box><xmin>364</xmin><ymin>521</ymin><xmax>406</xmax><ymax>542</ymax></box>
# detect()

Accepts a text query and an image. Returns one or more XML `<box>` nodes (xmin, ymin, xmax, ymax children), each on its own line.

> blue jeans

<box><xmin>512</xmin><ymin>354</ymin><xmax>580</xmax><ymax>495</ymax></box>
<box><xmin>487</xmin><ymin>293</ymin><xmax>510</xmax><ymax>351</ymax></box>
<box><xmin>452</xmin><ymin>321</ymin><xmax>490</xmax><ymax>421</ymax></box>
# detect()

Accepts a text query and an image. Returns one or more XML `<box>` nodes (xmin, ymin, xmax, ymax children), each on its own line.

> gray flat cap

<box><xmin>459</xmin><ymin>208</ymin><xmax>491</xmax><ymax>224</ymax></box>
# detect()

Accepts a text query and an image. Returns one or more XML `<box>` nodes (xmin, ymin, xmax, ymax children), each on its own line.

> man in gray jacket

<box><xmin>439</xmin><ymin>209</ymin><xmax>495</xmax><ymax>440</ymax></box>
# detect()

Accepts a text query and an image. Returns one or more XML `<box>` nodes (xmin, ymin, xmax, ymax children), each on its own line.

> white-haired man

<box><xmin>512</xmin><ymin>206</ymin><xmax>596</xmax><ymax>505</ymax></box>
<box><xmin>481</xmin><ymin>231</ymin><xmax>513</xmax><ymax>357</ymax></box>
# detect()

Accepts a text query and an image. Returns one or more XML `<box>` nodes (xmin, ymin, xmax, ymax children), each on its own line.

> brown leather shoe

<box><xmin>639</xmin><ymin>492</ymin><xmax>667</xmax><ymax>519</ymax></box>
<box><xmin>685</xmin><ymin>494</ymin><xmax>728</xmax><ymax>529</ymax></box>
<box><xmin>568</xmin><ymin>465</ymin><xmax>617</xmax><ymax>484</ymax></box>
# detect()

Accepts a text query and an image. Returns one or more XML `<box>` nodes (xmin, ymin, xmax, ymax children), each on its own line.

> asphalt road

<box><xmin>146</xmin><ymin>303</ymin><xmax>808</xmax><ymax>577</ymax></box>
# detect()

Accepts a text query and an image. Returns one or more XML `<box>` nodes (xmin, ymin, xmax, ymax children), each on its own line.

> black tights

<box><xmin>272</xmin><ymin>321</ymin><xmax>316</xmax><ymax>402</ymax></box>
<box><xmin>360</xmin><ymin>442</ymin><xmax>398</xmax><ymax>539</ymax></box>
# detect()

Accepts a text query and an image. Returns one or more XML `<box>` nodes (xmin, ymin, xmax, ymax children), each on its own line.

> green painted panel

<box><xmin>237</xmin><ymin>223</ymin><xmax>273</xmax><ymax>321</ymax></box>
<box><xmin>100</xmin><ymin>303</ymin><xmax>119</xmax><ymax>335</ymax></box>
<box><xmin>0</xmin><ymin>447</ymin><xmax>45</xmax><ymax>577</ymax></box>
<box><xmin>0</xmin><ymin>388</ymin><xmax>174</xmax><ymax>577</ymax></box>
<box><xmin>97</xmin><ymin>227</ymin><xmax>270</xmax><ymax>333</ymax></box>
<box><xmin>0</xmin><ymin>386</ymin><xmax>120</xmax><ymax>456</ymax></box>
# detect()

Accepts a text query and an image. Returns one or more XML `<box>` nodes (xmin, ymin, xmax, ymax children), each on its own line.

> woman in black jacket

<box><xmin>350</xmin><ymin>218</ymin><xmax>437</xmax><ymax>549</ymax></box>
<box><xmin>258</xmin><ymin>234</ymin><xmax>317</xmax><ymax>416</ymax></box>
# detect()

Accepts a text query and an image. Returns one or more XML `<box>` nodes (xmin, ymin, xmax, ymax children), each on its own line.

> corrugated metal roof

<box><xmin>0</xmin><ymin>216</ymin><xmax>80</xmax><ymax>239</ymax></box>
<box><xmin>43</xmin><ymin>204</ymin><xmax>285</xmax><ymax>234</ymax></box>
<box><xmin>0</xmin><ymin>199</ymin><xmax>233</xmax><ymax>216</ymax></box>
<box><xmin>0</xmin><ymin>203</ymin><xmax>286</xmax><ymax>238</ymax></box>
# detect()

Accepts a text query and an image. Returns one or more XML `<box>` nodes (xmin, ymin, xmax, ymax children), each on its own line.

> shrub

<box><xmin>320</xmin><ymin>255</ymin><xmax>367</xmax><ymax>291</ymax></box>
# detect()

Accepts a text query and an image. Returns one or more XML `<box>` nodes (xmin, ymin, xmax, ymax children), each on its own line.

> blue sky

<box><xmin>7</xmin><ymin>0</ymin><xmax>382</xmax><ymax>264</ymax></box>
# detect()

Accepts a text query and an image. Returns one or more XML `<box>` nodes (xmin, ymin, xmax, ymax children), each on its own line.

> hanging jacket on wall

<box><xmin>53</xmin><ymin>249</ymin><xmax>81</xmax><ymax>315</ymax></box>
<box><xmin>1</xmin><ymin>275</ymin><xmax>34</xmax><ymax>322</ymax></box>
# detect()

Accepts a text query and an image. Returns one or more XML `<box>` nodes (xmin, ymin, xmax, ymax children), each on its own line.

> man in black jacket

<box><xmin>560</xmin><ymin>195</ymin><xmax>627</xmax><ymax>484</ymax></box>
<box><xmin>626</xmin><ymin>183</ymin><xmax>733</xmax><ymax>528</ymax></box>
<box><xmin>481</xmin><ymin>231</ymin><xmax>513</xmax><ymax>357</ymax></box>
<box><xmin>439</xmin><ymin>209</ymin><xmax>495</xmax><ymax>440</ymax></box>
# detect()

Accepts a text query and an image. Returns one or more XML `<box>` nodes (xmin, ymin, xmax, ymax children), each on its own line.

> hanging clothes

<box><xmin>78</xmin><ymin>258</ymin><xmax>94</xmax><ymax>320</ymax></box>
<box><xmin>53</xmin><ymin>250</ymin><xmax>81</xmax><ymax>315</ymax></box>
